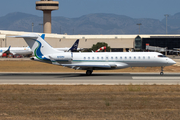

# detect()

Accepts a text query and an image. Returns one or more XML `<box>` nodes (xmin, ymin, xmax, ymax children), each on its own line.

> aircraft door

<box><xmin>105</xmin><ymin>55</ymin><xmax>109</xmax><ymax>62</ymax></box>
<box><xmin>71</xmin><ymin>52</ymin><xmax>73</xmax><ymax>60</ymax></box>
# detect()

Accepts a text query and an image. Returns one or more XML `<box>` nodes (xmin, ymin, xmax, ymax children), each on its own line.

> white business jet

<box><xmin>12</xmin><ymin>33</ymin><xmax>176</xmax><ymax>75</ymax></box>
<box><xmin>0</xmin><ymin>46</ymin><xmax>32</xmax><ymax>57</ymax></box>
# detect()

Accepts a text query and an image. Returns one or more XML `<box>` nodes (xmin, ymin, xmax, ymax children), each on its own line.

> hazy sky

<box><xmin>0</xmin><ymin>0</ymin><xmax>180</xmax><ymax>20</ymax></box>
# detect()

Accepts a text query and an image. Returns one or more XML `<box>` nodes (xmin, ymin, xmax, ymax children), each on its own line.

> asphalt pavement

<box><xmin>0</xmin><ymin>73</ymin><xmax>180</xmax><ymax>85</ymax></box>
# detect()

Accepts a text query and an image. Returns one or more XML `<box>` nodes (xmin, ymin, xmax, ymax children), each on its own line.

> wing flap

<box><xmin>62</xmin><ymin>62</ymin><xmax>129</xmax><ymax>69</ymax></box>
<box><xmin>62</xmin><ymin>63</ymin><xmax>111</xmax><ymax>68</ymax></box>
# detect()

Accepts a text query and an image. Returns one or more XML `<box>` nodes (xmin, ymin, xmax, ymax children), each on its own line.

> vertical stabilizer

<box><xmin>12</xmin><ymin>33</ymin><xmax>60</xmax><ymax>60</ymax></box>
<box><xmin>69</xmin><ymin>39</ymin><xmax>79</xmax><ymax>52</ymax></box>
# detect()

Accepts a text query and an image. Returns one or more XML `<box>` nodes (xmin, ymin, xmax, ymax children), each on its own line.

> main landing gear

<box><xmin>86</xmin><ymin>70</ymin><xmax>93</xmax><ymax>76</ymax></box>
<box><xmin>160</xmin><ymin>66</ymin><xmax>164</xmax><ymax>75</ymax></box>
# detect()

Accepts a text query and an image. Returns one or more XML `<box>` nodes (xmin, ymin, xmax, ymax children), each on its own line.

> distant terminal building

<box><xmin>142</xmin><ymin>36</ymin><xmax>180</xmax><ymax>50</ymax></box>
<box><xmin>0</xmin><ymin>30</ymin><xmax>180</xmax><ymax>54</ymax></box>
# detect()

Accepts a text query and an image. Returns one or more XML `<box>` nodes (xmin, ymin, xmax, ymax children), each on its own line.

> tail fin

<box><xmin>69</xmin><ymin>39</ymin><xmax>79</xmax><ymax>52</ymax></box>
<box><xmin>3</xmin><ymin>46</ymin><xmax>11</xmax><ymax>54</ymax></box>
<box><xmin>7</xmin><ymin>46</ymin><xmax>11</xmax><ymax>51</ymax></box>
<box><xmin>12</xmin><ymin>33</ymin><xmax>60</xmax><ymax>59</ymax></box>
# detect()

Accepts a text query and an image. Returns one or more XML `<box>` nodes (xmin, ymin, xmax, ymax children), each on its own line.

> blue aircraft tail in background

<box><xmin>69</xmin><ymin>39</ymin><xmax>79</xmax><ymax>52</ymax></box>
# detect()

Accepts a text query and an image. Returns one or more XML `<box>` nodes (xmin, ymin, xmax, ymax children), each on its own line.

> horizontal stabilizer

<box><xmin>9</xmin><ymin>33</ymin><xmax>39</xmax><ymax>39</ymax></box>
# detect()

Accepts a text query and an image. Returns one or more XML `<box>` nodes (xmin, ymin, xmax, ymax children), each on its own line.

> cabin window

<box><xmin>129</xmin><ymin>57</ymin><xmax>131</xmax><ymax>59</ymax></box>
<box><xmin>115</xmin><ymin>57</ymin><xmax>118</xmax><ymax>59</ymax></box>
<box><xmin>88</xmin><ymin>57</ymin><xmax>90</xmax><ymax>60</ymax></box>
<box><xmin>101</xmin><ymin>57</ymin><xmax>103</xmax><ymax>59</ymax></box>
<box><xmin>92</xmin><ymin>57</ymin><xmax>94</xmax><ymax>60</ymax></box>
<box><xmin>84</xmin><ymin>57</ymin><xmax>86</xmax><ymax>60</ymax></box>
<box><xmin>134</xmin><ymin>56</ymin><xmax>136</xmax><ymax>59</ymax></box>
<box><xmin>158</xmin><ymin>55</ymin><xmax>167</xmax><ymax>57</ymax></box>
<box><xmin>106</xmin><ymin>57</ymin><xmax>108</xmax><ymax>60</ymax></box>
<box><xmin>148</xmin><ymin>56</ymin><xmax>150</xmax><ymax>59</ymax></box>
<box><xmin>120</xmin><ymin>57</ymin><xmax>122</xmax><ymax>59</ymax></box>
<box><xmin>97</xmin><ymin>57</ymin><xmax>99</xmax><ymax>60</ymax></box>
<box><xmin>143</xmin><ymin>56</ymin><xmax>145</xmax><ymax>59</ymax></box>
<box><xmin>111</xmin><ymin>57</ymin><xmax>113</xmax><ymax>59</ymax></box>
<box><xmin>125</xmin><ymin>57</ymin><xmax>127</xmax><ymax>59</ymax></box>
<box><xmin>138</xmin><ymin>56</ymin><xmax>140</xmax><ymax>59</ymax></box>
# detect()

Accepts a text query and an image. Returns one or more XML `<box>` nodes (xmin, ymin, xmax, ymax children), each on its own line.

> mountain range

<box><xmin>0</xmin><ymin>12</ymin><xmax>180</xmax><ymax>35</ymax></box>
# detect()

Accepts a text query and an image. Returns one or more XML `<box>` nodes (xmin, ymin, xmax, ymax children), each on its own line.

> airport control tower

<box><xmin>36</xmin><ymin>0</ymin><xmax>59</xmax><ymax>33</ymax></box>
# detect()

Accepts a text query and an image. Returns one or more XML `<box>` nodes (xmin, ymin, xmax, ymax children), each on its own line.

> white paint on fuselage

<box><xmin>71</xmin><ymin>52</ymin><xmax>175</xmax><ymax>68</ymax></box>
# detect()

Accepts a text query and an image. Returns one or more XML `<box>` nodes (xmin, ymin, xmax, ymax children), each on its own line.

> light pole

<box><xmin>32</xmin><ymin>23</ymin><xmax>34</xmax><ymax>32</ymax></box>
<box><xmin>164</xmin><ymin>14</ymin><xmax>169</xmax><ymax>34</ymax></box>
<box><xmin>60</xmin><ymin>26</ymin><xmax>61</xmax><ymax>34</ymax></box>
<box><xmin>137</xmin><ymin>23</ymin><xmax>142</xmax><ymax>35</ymax></box>
<box><xmin>39</xmin><ymin>24</ymin><xmax>43</xmax><ymax>33</ymax></box>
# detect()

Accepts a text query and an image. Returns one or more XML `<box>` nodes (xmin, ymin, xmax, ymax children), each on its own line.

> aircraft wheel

<box><xmin>86</xmin><ymin>70</ymin><xmax>92</xmax><ymax>75</ymax></box>
<box><xmin>160</xmin><ymin>72</ymin><xmax>164</xmax><ymax>75</ymax></box>
<box><xmin>160</xmin><ymin>67</ymin><xmax>164</xmax><ymax>76</ymax></box>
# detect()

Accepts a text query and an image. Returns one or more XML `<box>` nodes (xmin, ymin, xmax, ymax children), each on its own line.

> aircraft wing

<box><xmin>61</xmin><ymin>62</ymin><xmax>129</xmax><ymax>69</ymax></box>
<box><xmin>62</xmin><ymin>63</ymin><xmax>111</xmax><ymax>68</ymax></box>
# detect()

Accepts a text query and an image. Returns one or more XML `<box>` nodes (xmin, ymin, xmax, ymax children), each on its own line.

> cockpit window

<box><xmin>158</xmin><ymin>55</ymin><xmax>167</xmax><ymax>57</ymax></box>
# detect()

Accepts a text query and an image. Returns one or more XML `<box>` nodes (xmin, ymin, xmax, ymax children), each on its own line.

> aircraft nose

<box><xmin>168</xmin><ymin>59</ymin><xmax>176</xmax><ymax>65</ymax></box>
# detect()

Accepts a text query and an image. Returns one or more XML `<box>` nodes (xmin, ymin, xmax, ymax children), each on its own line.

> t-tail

<box><xmin>11</xmin><ymin>33</ymin><xmax>61</xmax><ymax>61</ymax></box>
<box><xmin>69</xmin><ymin>39</ymin><xmax>79</xmax><ymax>52</ymax></box>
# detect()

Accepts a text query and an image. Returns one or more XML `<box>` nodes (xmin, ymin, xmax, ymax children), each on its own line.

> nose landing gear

<box><xmin>160</xmin><ymin>66</ymin><xmax>164</xmax><ymax>75</ymax></box>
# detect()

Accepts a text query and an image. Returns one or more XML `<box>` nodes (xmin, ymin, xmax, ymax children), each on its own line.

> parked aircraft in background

<box><xmin>0</xmin><ymin>46</ymin><xmax>32</xmax><ymax>57</ymax></box>
<box><xmin>0</xmin><ymin>46</ymin><xmax>11</xmax><ymax>57</ymax></box>
<box><xmin>12</xmin><ymin>33</ymin><xmax>176</xmax><ymax>75</ymax></box>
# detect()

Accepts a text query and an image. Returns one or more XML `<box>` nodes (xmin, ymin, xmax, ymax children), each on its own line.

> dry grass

<box><xmin>0</xmin><ymin>85</ymin><xmax>180</xmax><ymax>120</ymax></box>
<box><xmin>0</xmin><ymin>60</ymin><xmax>180</xmax><ymax>119</ymax></box>
<box><xmin>0</xmin><ymin>60</ymin><xmax>180</xmax><ymax>73</ymax></box>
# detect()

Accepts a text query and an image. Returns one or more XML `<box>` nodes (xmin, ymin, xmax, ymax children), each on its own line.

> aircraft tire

<box><xmin>86</xmin><ymin>70</ymin><xmax>92</xmax><ymax>75</ymax></box>
<box><xmin>160</xmin><ymin>72</ymin><xmax>164</xmax><ymax>75</ymax></box>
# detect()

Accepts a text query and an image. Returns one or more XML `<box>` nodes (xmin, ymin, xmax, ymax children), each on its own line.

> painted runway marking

<box><xmin>133</xmin><ymin>77</ymin><xmax>180</xmax><ymax>80</ymax></box>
